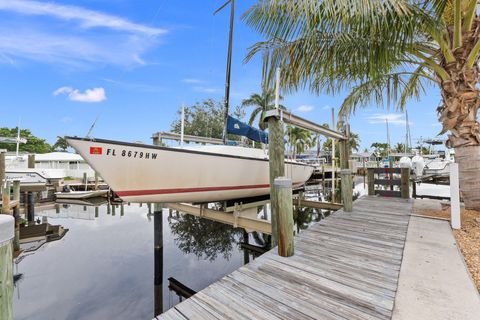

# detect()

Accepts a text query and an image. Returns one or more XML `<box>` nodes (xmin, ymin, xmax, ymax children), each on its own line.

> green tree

<box><xmin>241</xmin><ymin>87</ymin><xmax>285</xmax><ymax>130</ymax></box>
<box><xmin>371</xmin><ymin>142</ymin><xmax>390</xmax><ymax>159</ymax></box>
<box><xmin>286</xmin><ymin>126</ymin><xmax>315</xmax><ymax>158</ymax></box>
<box><xmin>170</xmin><ymin>99</ymin><xmax>245</xmax><ymax>141</ymax></box>
<box><xmin>244</xmin><ymin>1</ymin><xmax>480</xmax><ymax>208</ymax></box>
<box><xmin>53</xmin><ymin>136</ymin><xmax>69</xmax><ymax>151</ymax></box>
<box><xmin>323</xmin><ymin>131</ymin><xmax>361</xmax><ymax>158</ymax></box>
<box><xmin>393</xmin><ymin>142</ymin><xmax>407</xmax><ymax>154</ymax></box>
<box><xmin>0</xmin><ymin>127</ymin><xmax>52</xmax><ymax>153</ymax></box>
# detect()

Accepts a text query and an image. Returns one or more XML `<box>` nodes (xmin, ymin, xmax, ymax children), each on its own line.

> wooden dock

<box><xmin>157</xmin><ymin>196</ymin><xmax>411</xmax><ymax>320</ymax></box>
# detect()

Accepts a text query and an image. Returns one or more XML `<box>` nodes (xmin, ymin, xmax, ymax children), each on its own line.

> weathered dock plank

<box><xmin>156</xmin><ymin>196</ymin><xmax>411</xmax><ymax>320</ymax></box>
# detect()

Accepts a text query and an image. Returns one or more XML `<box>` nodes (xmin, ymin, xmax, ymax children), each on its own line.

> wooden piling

<box><xmin>12</xmin><ymin>181</ymin><xmax>20</xmax><ymax>251</ymax></box>
<box><xmin>367</xmin><ymin>168</ymin><xmax>375</xmax><ymax>196</ymax></box>
<box><xmin>267</xmin><ymin>116</ymin><xmax>285</xmax><ymax>247</ymax></box>
<box><xmin>83</xmin><ymin>172</ymin><xmax>88</xmax><ymax>190</ymax></box>
<box><xmin>0</xmin><ymin>215</ymin><xmax>14</xmax><ymax>320</ymax></box>
<box><xmin>0</xmin><ymin>151</ymin><xmax>5</xmax><ymax>195</ymax></box>
<box><xmin>273</xmin><ymin>177</ymin><xmax>294</xmax><ymax>257</ymax></box>
<box><xmin>94</xmin><ymin>171</ymin><xmax>99</xmax><ymax>190</ymax></box>
<box><xmin>26</xmin><ymin>192</ymin><xmax>35</xmax><ymax>222</ymax></box>
<box><xmin>400</xmin><ymin>168</ymin><xmax>410</xmax><ymax>199</ymax></box>
<box><xmin>28</xmin><ymin>154</ymin><xmax>35</xmax><ymax>168</ymax></box>
<box><xmin>340</xmin><ymin>170</ymin><xmax>353</xmax><ymax>212</ymax></box>
<box><xmin>2</xmin><ymin>181</ymin><xmax>11</xmax><ymax>214</ymax></box>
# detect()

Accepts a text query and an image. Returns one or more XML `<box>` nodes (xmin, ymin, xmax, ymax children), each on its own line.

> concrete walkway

<box><xmin>392</xmin><ymin>215</ymin><xmax>480</xmax><ymax>320</ymax></box>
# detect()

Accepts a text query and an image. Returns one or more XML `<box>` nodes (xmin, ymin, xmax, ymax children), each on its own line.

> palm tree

<box><xmin>242</xmin><ymin>87</ymin><xmax>285</xmax><ymax>130</ymax></box>
<box><xmin>244</xmin><ymin>1</ymin><xmax>480</xmax><ymax>209</ymax></box>
<box><xmin>286</xmin><ymin>126</ymin><xmax>316</xmax><ymax>158</ymax></box>
<box><xmin>394</xmin><ymin>142</ymin><xmax>407</xmax><ymax>154</ymax></box>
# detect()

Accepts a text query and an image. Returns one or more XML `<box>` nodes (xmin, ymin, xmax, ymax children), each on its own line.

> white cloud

<box><xmin>61</xmin><ymin>116</ymin><xmax>73</xmax><ymax>123</ymax></box>
<box><xmin>366</xmin><ymin>113</ymin><xmax>412</xmax><ymax>126</ymax></box>
<box><xmin>0</xmin><ymin>1</ymin><xmax>166</xmax><ymax>68</ymax></box>
<box><xmin>54</xmin><ymin>87</ymin><xmax>106</xmax><ymax>103</ymax></box>
<box><xmin>193</xmin><ymin>86</ymin><xmax>219</xmax><ymax>94</ymax></box>
<box><xmin>183</xmin><ymin>78</ymin><xmax>203</xmax><ymax>84</ymax></box>
<box><xmin>296</xmin><ymin>105</ymin><xmax>314</xmax><ymax>113</ymax></box>
<box><xmin>0</xmin><ymin>29</ymin><xmax>157</xmax><ymax>68</ymax></box>
<box><xmin>322</xmin><ymin>105</ymin><xmax>332</xmax><ymax>110</ymax></box>
<box><xmin>0</xmin><ymin>0</ymin><xmax>166</xmax><ymax>36</ymax></box>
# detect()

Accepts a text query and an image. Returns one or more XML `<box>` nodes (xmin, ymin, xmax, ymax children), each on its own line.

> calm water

<box><xmin>12</xmin><ymin>200</ymin><xmax>324</xmax><ymax>320</ymax></box>
<box><xmin>12</xmin><ymin>202</ymin><xmax>254</xmax><ymax>320</ymax></box>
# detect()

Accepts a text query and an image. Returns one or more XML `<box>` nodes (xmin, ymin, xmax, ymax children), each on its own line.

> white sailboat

<box><xmin>66</xmin><ymin>137</ymin><xmax>313</xmax><ymax>203</ymax></box>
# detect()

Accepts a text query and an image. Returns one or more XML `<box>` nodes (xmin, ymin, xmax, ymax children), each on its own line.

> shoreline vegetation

<box><xmin>414</xmin><ymin>206</ymin><xmax>480</xmax><ymax>292</ymax></box>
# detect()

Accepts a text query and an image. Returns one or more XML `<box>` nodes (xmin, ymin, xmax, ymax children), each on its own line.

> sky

<box><xmin>0</xmin><ymin>0</ymin><xmax>446</xmax><ymax>151</ymax></box>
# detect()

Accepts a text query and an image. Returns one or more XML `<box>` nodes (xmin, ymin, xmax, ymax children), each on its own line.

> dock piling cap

<box><xmin>0</xmin><ymin>215</ymin><xmax>14</xmax><ymax>245</ymax></box>
<box><xmin>274</xmin><ymin>177</ymin><xmax>292</xmax><ymax>188</ymax></box>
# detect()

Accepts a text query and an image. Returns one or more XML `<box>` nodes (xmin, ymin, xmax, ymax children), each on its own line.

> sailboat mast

<box><xmin>405</xmin><ymin>110</ymin><xmax>409</xmax><ymax>155</ymax></box>
<box><xmin>386</xmin><ymin>119</ymin><xmax>390</xmax><ymax>157</ymax></box>
<box><xmin>221</xmin><ymin>0</ymin><xmax>235</xmax><ymax>144</ymax></box>
<box><xmin>16</xmin><ymin>122</ymin><xmax>20</xmax><ymax>157</ymax></box>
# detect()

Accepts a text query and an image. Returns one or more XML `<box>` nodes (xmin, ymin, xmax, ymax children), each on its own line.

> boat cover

<box><xmin>227</xmin><ymin>116</ymin><xmax>268</xmax><ymax>144</ymax></box>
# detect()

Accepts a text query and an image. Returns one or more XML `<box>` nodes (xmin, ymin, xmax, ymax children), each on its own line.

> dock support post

<box><xmin>28</xmin><ymin>154</ymin><xmax>35</xmax><ymax>168</ymax></box>
<box><xmin>0</xmin><ymin>215</ymin><xmax>14</xmax><ymax>320</ymax></box>
<box><xmin>367</xmin><ymin>168</ymin><xmax>375</xmax><ymax>196</ymax></box>
<box><xmin>94</xmin><ymin>171</ymin><xmax>99</xmax><ymax>190</ymax></box>
<box><xmin>274</xmin><ymin>177</ymin><xmax>294</xmax><ymax>257</ymax></box>
<box><xmin>0</xmin><ymin>151</ymin><xmax>5</xmax><ymax>196</ymax></box>
<box><xmin>154</xmin><ymin>208</ymin><xmax>163</xmax><ymax>316</ymax></box>
<box><xmin>340</xmin><ymin>170</ymin><xmax>353</xmax><ymax>212</ymax></box>
<box><xmin>267</xmin><ymin>116</ymin><xmax>285</xmax><ymax>248</ymax></box>
<box><xmin>2</xmin><ymin>181</ymin><xmax>11</xmax><ymax>214</ymax></box>
<box><xmin>12</xmin><ymin>181</ymin><xmax>20</xmax><ymax>251</ymax></box>
<box><xmin>450</xmin><ymin>163</ymin><xmax>461</xmax><ymax>229</ymax></box>
<box><xmin>27</xmin><ymin>192</ymin><xmax>35</xmax><ymax>222</ymax></box>
<box><xmin>83</xmin><ymin>172</ymin><xmax>88</xmax><ymax>190</ymax></box>
<box><xmin>400</xmin><ymin>168</ymin><xmax>410</xmax><ymax>199</ymax></box>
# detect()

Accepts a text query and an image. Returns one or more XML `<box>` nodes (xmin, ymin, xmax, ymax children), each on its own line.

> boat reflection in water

<box><xmin>13</xmin><ymin>200</ymin><xmax>326</xmax><ymax>319</ymax></box>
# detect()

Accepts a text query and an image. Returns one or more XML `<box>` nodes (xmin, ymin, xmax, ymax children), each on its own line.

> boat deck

<box><xmin>157</xmin><ymin>196</ymin><xmax>412</xmax><ymax>320</ymax></box>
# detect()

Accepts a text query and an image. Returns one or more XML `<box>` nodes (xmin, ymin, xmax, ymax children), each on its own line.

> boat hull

<box><xmin>66</xmin><ymin>137</ymin><xmax>314</xmax><ymax>203</ymax></box>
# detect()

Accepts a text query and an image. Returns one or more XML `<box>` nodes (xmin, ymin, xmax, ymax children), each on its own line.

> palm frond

<box><xmin>339</xmin><ymin>71</ymin><xmax>436</xmax><ymax>116</ymax></box>
<box><xmin>243</xmin><ymin>0</ymin><xmax>444</xmax><ymax>95</ymax></box>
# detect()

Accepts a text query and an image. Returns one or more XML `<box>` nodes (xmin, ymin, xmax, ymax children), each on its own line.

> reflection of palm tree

<box><xmin>168</xmin><ymin>214</ymin><xmax>242</xmax><ymax>261</ymax></box>
<box><xmin>242</xmin><ymin>88</ymin><xmax>285</xmax><ymax>130</ymax></box>
<box><xmin>293</xmin><ymin>207</ymin><xmax>314</xmax><ymax>233</ymax></box>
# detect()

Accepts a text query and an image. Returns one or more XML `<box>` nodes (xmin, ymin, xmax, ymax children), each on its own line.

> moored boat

<box><xmin>55</xmin><ymin>190</ymin><xmax>109</xmax><ymax>200</ymax></box>
<box><xmin>66</xmin><ymin>136</ymin><xmax>314</xmax><ymax>203</ymax></box>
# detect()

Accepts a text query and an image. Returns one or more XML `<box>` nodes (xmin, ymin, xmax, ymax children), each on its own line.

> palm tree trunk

<box><xmin>454</xmin><ymin>146</ymin><xmax>480</xmax><ymax>209</ymax></box>
<box><xmin>438</xmin><ymin>29</ymin><xmax>480</xmax><ymax>209</ymax></box>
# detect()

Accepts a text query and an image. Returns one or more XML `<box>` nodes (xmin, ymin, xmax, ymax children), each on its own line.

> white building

<box><xmin>5</xmin><ymin>152</ymin><xmax>94</xmax><ymax>179</ymax></box>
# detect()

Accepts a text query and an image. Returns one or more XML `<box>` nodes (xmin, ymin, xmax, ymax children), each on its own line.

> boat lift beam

<box><xmin>264</xmin><ymin>109</ymin><xmax>347</xmax><ymax>140</ymax></box>
<box><xmin>164</xmin><ymin>202</ymin><xmax>272</xmax><ymax>234</ymax></box>
<box><xmin>152</xmin><ymin>132</ymin><xmax>224</xmax><ymax>145</ymax></box>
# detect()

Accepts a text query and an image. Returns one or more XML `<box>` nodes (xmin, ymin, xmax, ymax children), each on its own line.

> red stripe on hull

<box><xmin>117</xmin><ymin>182</ymin><xmax>303</xmax><ymax>197</ymax></box>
